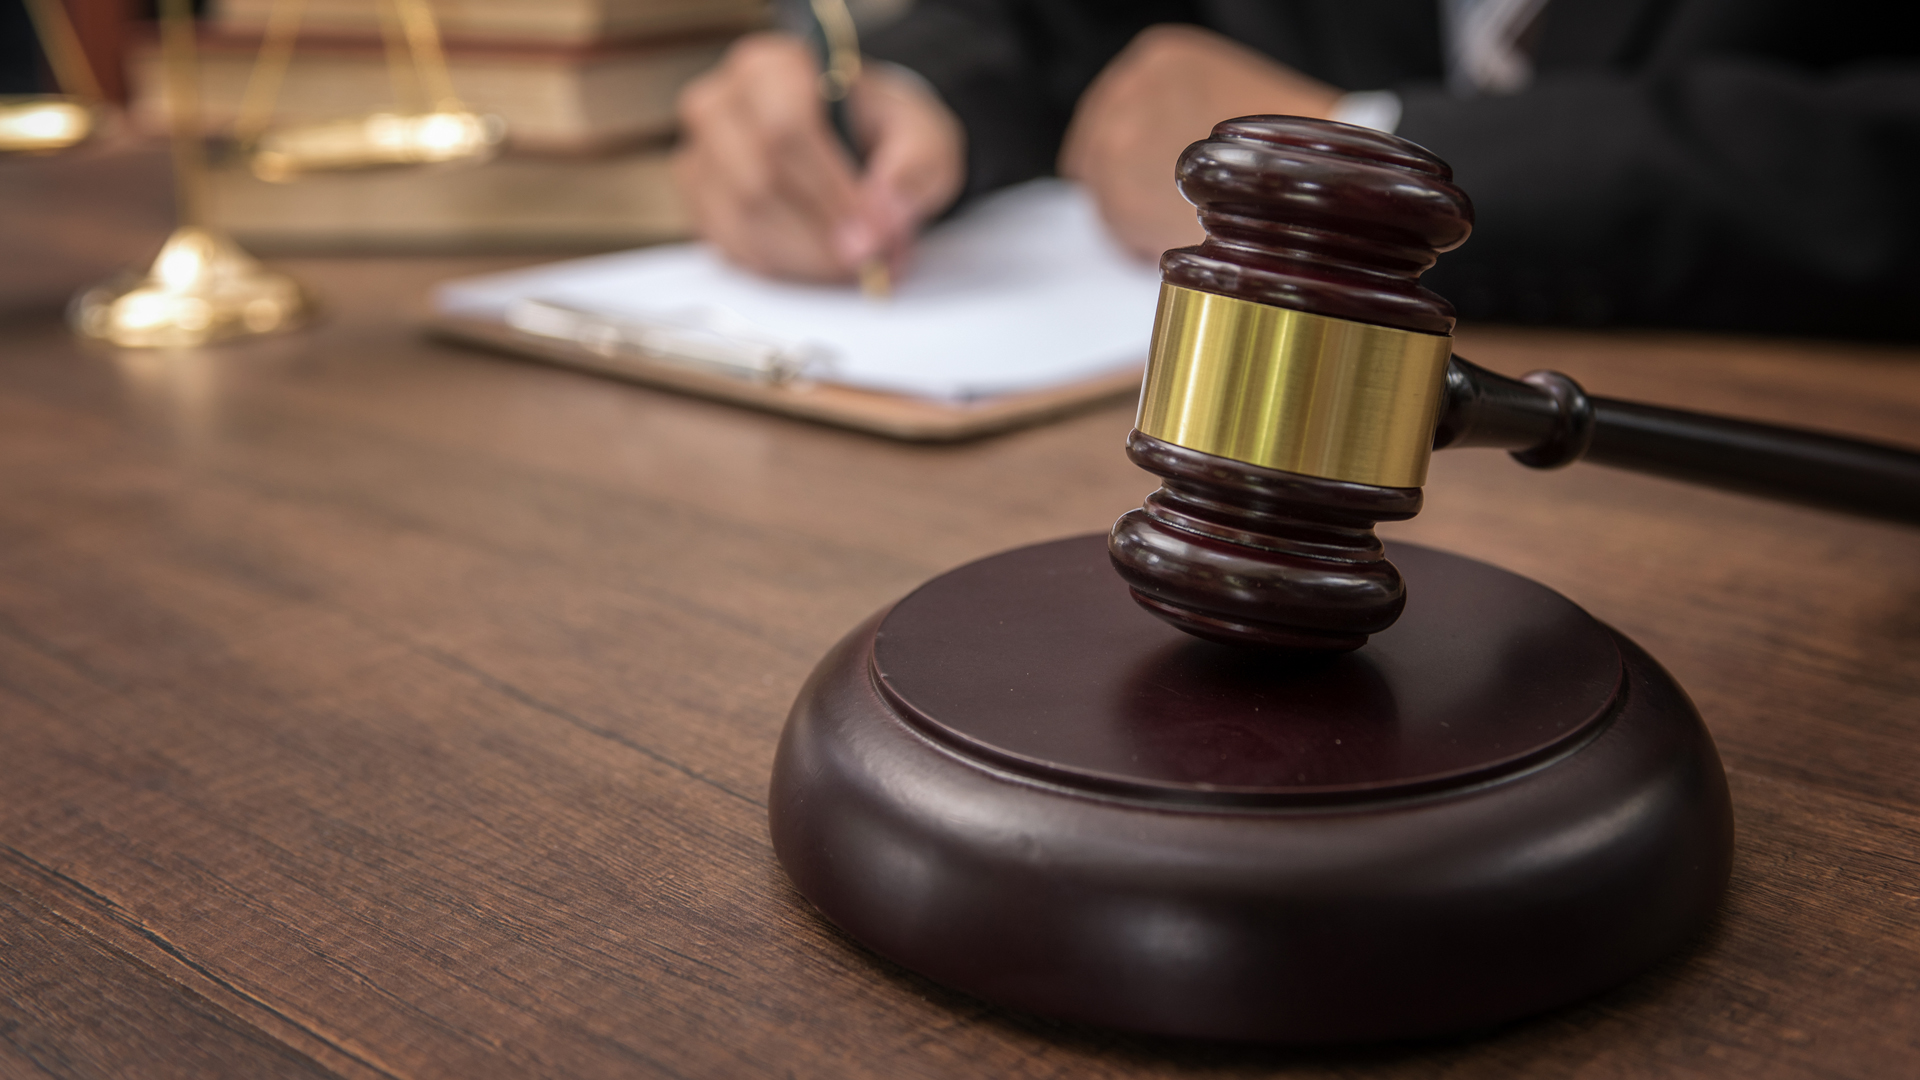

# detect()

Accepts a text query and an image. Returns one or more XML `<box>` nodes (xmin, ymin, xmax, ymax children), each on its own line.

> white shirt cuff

<box><xmin>1330</xmin><ymin>90</ymin><xmax>1403</xmax><ymax>135</ymax></box>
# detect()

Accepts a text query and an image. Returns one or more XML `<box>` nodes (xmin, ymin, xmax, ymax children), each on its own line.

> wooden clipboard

<box><xmin>430</xmin><ymin>313</ymin><xmax>1145</xmax><ymax>442</ymax></box>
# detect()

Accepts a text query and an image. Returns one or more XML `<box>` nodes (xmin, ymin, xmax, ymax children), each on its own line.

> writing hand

<box><xmin>1060</xmin><ymin>25</ymin><xmax>1343</xmax><ymax>260</ymax></box>
<box><xmin>672</xmin><ymin>33</ymin><xmax>965</xmax><ymax>283</ymax></box>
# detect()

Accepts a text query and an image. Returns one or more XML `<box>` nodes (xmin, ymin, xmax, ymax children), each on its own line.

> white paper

<box><xmin>433</xmin><ymin>179</ymin><xmax>1167</xmax><ymax>402</ymax></box>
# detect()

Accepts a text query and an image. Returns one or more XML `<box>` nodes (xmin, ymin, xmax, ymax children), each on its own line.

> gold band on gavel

<box><xmin>1135</xmin><ymin>284</ymin><xmax>1454</xmax><ymax>489</ymax></box>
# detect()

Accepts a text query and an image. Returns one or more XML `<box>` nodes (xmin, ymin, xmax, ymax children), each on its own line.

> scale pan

<box><xmin>248</xmin><ymin>109</ymin><xmax>504</xmax><ymax>182</ymax></box>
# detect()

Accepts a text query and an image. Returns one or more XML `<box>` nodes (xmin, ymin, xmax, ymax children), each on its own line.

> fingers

<box><xmin>1058</xmin><ymin>33</ymin><xmax>1196</xmax><ymax>257</ymax></box>
<box><xmin>673</xmin><ymin>33</ymin><xmax>862</xmax><ymax>281</ymax></box>
<box><xmin>1062</xmin><ymin>25</ymin><xmax>1346</xmax><ymax>259</ymax></box>
<box><xmin>844</xmin><ymin>65</ymin><xmax>966</xmax><ymax>270</ymax></box>
<box><xmin>673</xmin><ymin>35</ymin><xmax>966</xmax><ymax>283</ymax></box>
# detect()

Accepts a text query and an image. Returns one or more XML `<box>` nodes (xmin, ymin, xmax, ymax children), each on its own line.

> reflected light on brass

<box><xmin>71</xmin><ymin>226</ymin><xmax>310</xmax><ymax>348</ymax></box>
<box><xmin>0</xmin><ymin>95</ymin><xmax>96</xmax><ymax>153</ymax></box>
<box><xmin>69</xmin><ymin>0</ymin><xmax>310</xmax><ymax>349</ymax></box>
<box><xmin>249</xmin><ymin>109</ymin><xmax>503</xmax><ymax>182</ymax></box>
<box><xmin>1136</xmin><ymin>284</ymin><xmax>1453</xmax><ymax>489</ymax></box>
<box><xmin>4</xmin><ymin>0</ymin><xmax>106</xmax><ymax>153</ymax></box>
<box><xmin>236</xmin><ymin>0</ymin><xmax>505</xmax><ymax>181</ymax></box>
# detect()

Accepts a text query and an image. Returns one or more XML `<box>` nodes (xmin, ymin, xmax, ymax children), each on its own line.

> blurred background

<box><xmin>0</xmin><ymin>0</ymin><xmax>909</xmax><ymax>253</ymax></box>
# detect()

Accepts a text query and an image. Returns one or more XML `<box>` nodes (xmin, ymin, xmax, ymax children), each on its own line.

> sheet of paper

<box><xmin>433</xmin><ymin>179</ymin><xmax>1167</xmax><ymax>401</ymax></box>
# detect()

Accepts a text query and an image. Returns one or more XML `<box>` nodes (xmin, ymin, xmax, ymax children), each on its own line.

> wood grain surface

<box><xmin>1</xmin><ymin>142</ymin><xmax>1916</xmax><ymax>1079</ymax></box>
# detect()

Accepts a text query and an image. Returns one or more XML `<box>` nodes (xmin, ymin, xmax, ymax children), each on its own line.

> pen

<box><xmin>799</xmin><ymin>0</ymin><xmax>891</xmax><ymax>299</ymax></box>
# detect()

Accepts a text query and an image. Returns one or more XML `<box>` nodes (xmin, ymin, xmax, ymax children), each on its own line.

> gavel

<box><xmin>1109</xmin><ymin>116</ymin><xmax>1920</xmax><ymax>653</ymax></box>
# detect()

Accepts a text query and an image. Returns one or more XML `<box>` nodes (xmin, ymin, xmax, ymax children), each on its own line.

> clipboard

<box><xmin>427</xmin><ymin>180</ymin><xmax>1162</xmax><ymax>441</ymax></box>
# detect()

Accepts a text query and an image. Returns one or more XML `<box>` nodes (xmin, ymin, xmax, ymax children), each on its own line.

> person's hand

<box><xmin>672</xmin><ymin>33</ymin><xmax>966</xmax><ymax>282</ymax></box>
<box><xmin>1060</xmin><ymin>25</ymin><xmax>1343</xmax><ymax>259</ymax></box>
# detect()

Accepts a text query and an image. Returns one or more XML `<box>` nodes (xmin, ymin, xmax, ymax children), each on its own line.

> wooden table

<box><xmin>3</xmin><ymin>144</ymin><xmax>1918</xmax><ymax>1079</ymax></box>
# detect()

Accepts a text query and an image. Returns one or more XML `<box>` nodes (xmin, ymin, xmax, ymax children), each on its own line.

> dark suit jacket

<box><xmin>865</xmin><ymin>0</ymin><xmax>1920</xmax><ymax>337</ymax></box>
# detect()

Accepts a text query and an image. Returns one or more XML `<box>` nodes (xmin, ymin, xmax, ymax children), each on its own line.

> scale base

<box><xmin>71</xmin><ymin>226</ymin><xmax>310</xmax><ymax>348</ymax></box>
<box><xmin>771</xmin><ymin>535</ymin><xmax>1732</xmax><ymax>1043</ymax></box>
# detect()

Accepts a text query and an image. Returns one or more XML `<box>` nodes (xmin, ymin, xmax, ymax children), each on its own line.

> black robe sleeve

<box><xmin>862</xmin><ymin>0</ymin><xmax>1197</xmax><ymax>200</ymax></box>
<box><xmin>862</xmin><ymin>0</ymin><xmax>1920</xmax><ymax>337</ymax></box>
<box><xmin>1400</xmin><ymin>57</ymin><xmax>1920</xmax><ymax>337</ymax></box>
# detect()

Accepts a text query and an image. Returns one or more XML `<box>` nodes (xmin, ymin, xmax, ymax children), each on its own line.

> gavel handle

<box><xmin>1433</xmin><ymin>356</ymin><xmax>1920</xmax><ymax>524</ymax></box>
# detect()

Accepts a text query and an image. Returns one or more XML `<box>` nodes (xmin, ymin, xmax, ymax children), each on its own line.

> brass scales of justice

<box><xmin>1</xmin><ymin>0</ymin><xmax>106</xmax><ymax>153</ymax></box>
<box><xmin>20</xmin><ymin>0</ymin><xmax>504</xmax><ymax>348</ymax></box>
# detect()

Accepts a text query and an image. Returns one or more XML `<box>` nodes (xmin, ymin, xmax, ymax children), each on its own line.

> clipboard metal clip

<box><xmin>506</xmin><ymin>298</ymin><xmax>831</xmax><ymax>386</ymax></box>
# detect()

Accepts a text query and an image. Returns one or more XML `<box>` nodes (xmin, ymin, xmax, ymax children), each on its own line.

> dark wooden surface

<box><xmin>1111</xmin><ymin>431</ymin><xmax>1426</xmax><ymax>651</ymax></box>
<box><xmin>1166</xmin><ymin>117</ymin><xmax>1472</xmax><ymax>334</ymax></box>
<box><xmin>2</xmin><ymin>142</ymin><xmax>1918</xmax><ymax>1078</ymax></box>
<box><xmin>1119</xmin><ymin>116</ymin><xmax>1470</xmax><ymax>651</ymax></box>
<box><xmin>776</xmin><ymin>538</ymin><xmax>1731</xmax><ymax>1041</ymax></box>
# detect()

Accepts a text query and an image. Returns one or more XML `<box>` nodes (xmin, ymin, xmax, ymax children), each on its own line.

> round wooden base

<box><xmin>770</xmin><ymin>536</ymin><xmax>1733</xmax><ymax>1043</ymax></box>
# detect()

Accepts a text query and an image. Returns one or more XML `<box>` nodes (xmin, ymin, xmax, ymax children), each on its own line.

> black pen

<box><xmin>795</xmin><ymin>0</ymin><xmax>891</xmax><ymax>298</ymax></box>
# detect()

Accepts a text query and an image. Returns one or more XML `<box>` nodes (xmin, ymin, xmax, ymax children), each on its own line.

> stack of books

<box><xmin>130</xmin><ymin>0</ymin><xmax>765</xmax><ymax>250</ymax></box>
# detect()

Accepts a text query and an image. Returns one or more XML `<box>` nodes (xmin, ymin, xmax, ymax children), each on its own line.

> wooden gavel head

<box><xmin>1108</xmin><ymin>116</ymin><xmax>1475</xmax><ymax>651</ymax></box>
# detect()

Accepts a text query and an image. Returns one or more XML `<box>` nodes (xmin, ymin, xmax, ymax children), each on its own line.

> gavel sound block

<box><xmin>770</xmin><ymin>118</ymin><xmax>1920</xmax><ymax>1042</ymax></box>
